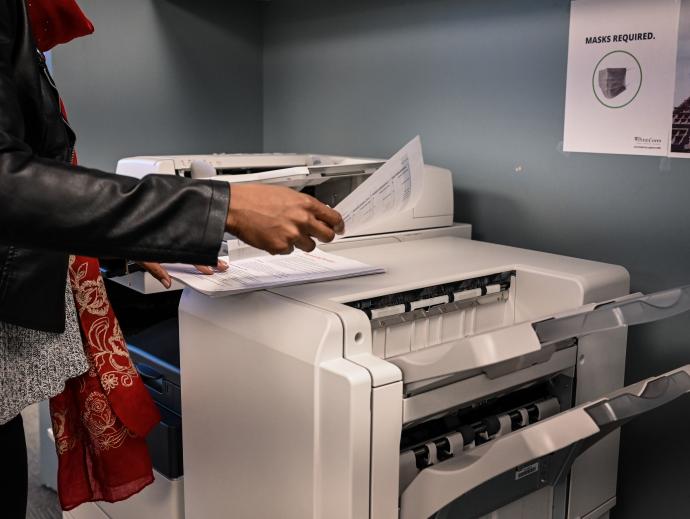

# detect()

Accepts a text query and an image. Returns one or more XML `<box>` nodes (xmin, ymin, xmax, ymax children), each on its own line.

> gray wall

<box><xmin>52</xmin><ymin>0</ymin><xmax>263</xmax><ymax>171</ymax></box>
<box><xmin>263</xmin><ymin>0</ymin><xmax>690</xmax><ymax>517</ymax></box>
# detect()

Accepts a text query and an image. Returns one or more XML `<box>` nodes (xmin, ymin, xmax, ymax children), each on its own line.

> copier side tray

<box><xmin>534</xmin><ymin>284</ymin><xmax>690</xmax><ymax>345</ymax></box>
<box><xmin>390</xmin><ymin>285</ymin><xmax>690</xmax><ymax>387</ymax></box>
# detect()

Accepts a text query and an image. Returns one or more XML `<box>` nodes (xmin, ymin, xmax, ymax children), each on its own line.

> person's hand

<box><xmin>139</xmin><ymin>259</ymin><xmax>228</xmax><ymax>289</ymax></box>
<box><xmin>225</xmin><ymin>184</ymin><xmax>345</xmax><ymax>255</ymax></box>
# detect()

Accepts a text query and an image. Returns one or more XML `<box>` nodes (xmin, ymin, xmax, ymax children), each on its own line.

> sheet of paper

<box><xmin>164</xmin><ymin>248</ymin><xmax>385</xmax><ymax>297</ymax></box>
<box><xmin>335</xmin><ymin>136</ymin><xmax>425</xmax><ymax>236</ymax></box>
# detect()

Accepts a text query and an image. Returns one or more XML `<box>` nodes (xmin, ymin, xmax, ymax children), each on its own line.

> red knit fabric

<box><xmin>25</xmin><ymin>3</ymin><xmax>161</xmax><ymax>510</ymax></box>
<box><xmin>27</xmin><ymin>0</ymin><xmax>94</xmax><ymax>52</ymax></box>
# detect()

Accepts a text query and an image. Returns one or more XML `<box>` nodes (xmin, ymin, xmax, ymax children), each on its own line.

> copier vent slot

<box><xmin>179</xmin><ymin>166</ymin><xmax>288</xmax><ymax>177</ymax></box>
<box><xmin>398</xmin><ymin>374</ymin><xmax>573</xmax><ymax>494</ymax></box>
<box><xmin>346</xmin><ymin>271</ymin><xmax>516</xmax><ymax>359</ymax></box>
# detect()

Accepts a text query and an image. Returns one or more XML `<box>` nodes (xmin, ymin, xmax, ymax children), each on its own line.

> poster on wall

<box><xmin>670</xmin><ymin>1</ymin><xmax>690</xmax><ymax>156</ymax></box>
<box><xmin>563</xmin><ymin>0</ymin><xmax>682</xmax><ymax>157</ymax></box>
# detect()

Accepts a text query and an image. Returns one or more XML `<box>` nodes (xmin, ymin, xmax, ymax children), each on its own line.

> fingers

<box><xmin>194</xmin><ymin>265</ymin><xmax>214</xmax><ymax>275</ymax></box>
<box><xmin>274</xmin><ymin>242</ymin><xmax>295</xmax><ymax>255</ymax></box>
<box><xmin>141</xmin><ymin>261</ymin><xmax>172</xmax><ymax>289</ymax></box>
<box><xmin>275</xmin><ymin>215</ymin><xmax>330</xmax><ymax>254</ymax></box>
<box><xmin>194</xmin><ymin>259</ymin><xmax>229</xmax><ymax>275</ymax></box>
<box><xmin>293</xmin><ymin>234</ymin><xmax>317</xmax><ymax>253</ymax></box>
<box><xmin>226</xmin><ymin>185</ymin><xmax>344</xmax><ymax>255</ymax></box>
<box><xmin>142</xmin><ymin>260</ymin><xmax>226</xmax><ymax>291</ymax></box>
<box><xmin>307</xmin><ymin>198</ymin><xmax>345</xmax><ymax>235</ymax></box>
<box><xmin>305</xmin><ymin>217</ymin><xmax>336</xmax><ymax>243</ymax></box>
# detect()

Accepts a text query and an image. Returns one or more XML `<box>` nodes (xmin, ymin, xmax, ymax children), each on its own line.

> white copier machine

<box><xmin>64</xmin><ymin>151</ymin><xmax>690</xmax><ymax>519</ymax></box>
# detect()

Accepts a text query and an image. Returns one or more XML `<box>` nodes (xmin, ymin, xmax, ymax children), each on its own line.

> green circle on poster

<box><xmin>592</xmin><ymin>50</ymin><xmax>643</xmax><ymax>109</ymax></box>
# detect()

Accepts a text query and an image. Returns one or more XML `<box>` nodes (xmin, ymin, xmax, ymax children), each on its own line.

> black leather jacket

<box><xmin>0</xmin><ymin>0</ymin><xmax>229</xmax><ymax>332</ymax></box>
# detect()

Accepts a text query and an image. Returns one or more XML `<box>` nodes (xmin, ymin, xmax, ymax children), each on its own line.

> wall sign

<box><xmin>563</xmin><ymin>0</ymin><xmax>684</xmax><ymax>157</ymax></box>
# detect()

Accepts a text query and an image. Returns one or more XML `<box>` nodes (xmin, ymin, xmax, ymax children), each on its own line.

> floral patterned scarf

<box><xmin>26</xmin><ymin>0</ymin><xmax>161</xmax><ymax>510</ymax></box>
<box><xmin>50</xmin><ymin>256</ymin><xmax>160</xmax><ymax>510</ymax></box>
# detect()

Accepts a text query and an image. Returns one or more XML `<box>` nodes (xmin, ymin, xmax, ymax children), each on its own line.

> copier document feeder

<box><xmin>113</xmin><ymin>153</ymin><xmax>690</xmax><ymax>519</ymax></box>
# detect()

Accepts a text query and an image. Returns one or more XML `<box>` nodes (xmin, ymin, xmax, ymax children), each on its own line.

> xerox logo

<box><xmin>634</xmin><ymin>136</ymin><xmax>662</xmax><ymax>144</ymax></box>
<box><xmin>633</xmin><ymin>136</ymin><xmax>663</xmax><ymax>150</ymax></box>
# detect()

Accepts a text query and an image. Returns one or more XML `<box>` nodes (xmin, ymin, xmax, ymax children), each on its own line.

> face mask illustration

<box><xmin>598</xmin><ymin>68</ymin><xmax>627</xmax><ymax>99</ymax></box>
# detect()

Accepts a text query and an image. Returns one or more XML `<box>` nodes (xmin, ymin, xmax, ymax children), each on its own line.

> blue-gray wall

<box><xmin>263</xmin><ymin>1</ymin><xmax>690</xmax><ymax>517</ymax></box>
<box><xmin>52</xmin><ymin>0</ymin><xmax>263</xmax><ymax>171</ymax></box>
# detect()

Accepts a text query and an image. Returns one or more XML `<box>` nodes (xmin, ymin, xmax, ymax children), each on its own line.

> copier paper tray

<box><xmin>127</xmin><ymin>318</ymin><xmax>183</xmax><ymax>479</ymax></box>
<box><xmin>399</xmin><ymin>364</ymin><xmax>690</xmax><ymax>519</ymax></box>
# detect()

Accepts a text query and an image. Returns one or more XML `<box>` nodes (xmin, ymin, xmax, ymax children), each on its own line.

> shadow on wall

<box><xmin>616</xmin><ymin>318</ymin><xmax>690</xmax><ymax>518</ymax></box>
<box><xmin>149</xmin><ymin>0</ymin><xmax>263</xmax><ymax>153</ymax></box>
<box><xmin>261</xmin><ymin>0</ymin><xmax>553</xmax><ymax>42</ymax></box>
<box><xmin>453</xmin><ymin>188</ymin><xmax>523</xmax><ymax>243</ymax></box>
<box><xmin>159</xmin><ymin>0</ymin><xmax>261</xmax><ymax>46</ymax></box>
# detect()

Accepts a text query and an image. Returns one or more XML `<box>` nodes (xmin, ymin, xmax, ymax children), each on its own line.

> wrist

<box><xmin>225</xmin><ymin>183</ymin><xmax>238</xmax><ymax>234</ymax></box>
<box><xmin>226</xmin><ymin>184</ymin><xmax>249</xmax><ymax>235</ymax></box>
<box><xmin>226</xmin><ymin>208</ymin><xmax>240</xmax><ymax>235</ymax></box>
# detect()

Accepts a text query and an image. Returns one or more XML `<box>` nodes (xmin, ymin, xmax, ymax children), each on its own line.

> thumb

<box><xmin>140</xmin><ymin>261</ymin><xmax>172</xmax><ymax>289</ymax></box>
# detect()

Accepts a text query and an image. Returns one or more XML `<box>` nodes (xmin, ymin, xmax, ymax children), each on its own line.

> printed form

<box><xmin>165</xmin><ymin>248</ymin><xmax>384</xmax><ymax>297</ymax></box>
<box><xmin>336</xmin><ymin>136</ymin><xmax>425</xmax><ymax>237</ymax></box>
<box><xmin>166</xmin><ymin>137</ymin><xmax>425</xmax><ymax>296</ymax></box>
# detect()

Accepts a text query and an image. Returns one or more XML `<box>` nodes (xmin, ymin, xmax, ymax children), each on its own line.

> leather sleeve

<box><xmin>0</xmin><ymin>0</ymin><xmax>229</xmax><ymax>265</ymax></box>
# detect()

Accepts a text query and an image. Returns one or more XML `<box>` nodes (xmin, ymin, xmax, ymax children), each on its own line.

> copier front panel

<box><xmin>315</xmin><ymin>239</ymin><xmax>598</xmax><ymax>519</ymax></box>
<box><xmin>178</xmin><ymin>235</ymin><xmax>690</xmax><ymax>519</ymax></box>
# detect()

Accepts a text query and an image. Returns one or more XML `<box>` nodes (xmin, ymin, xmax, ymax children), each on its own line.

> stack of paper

<box><xmin>165</xmin><ymin>248</ymin><xmax>384</xmax><ymax>297</ymax></box>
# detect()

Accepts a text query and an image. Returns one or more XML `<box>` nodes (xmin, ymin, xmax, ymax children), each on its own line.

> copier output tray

<box><xmin>399</xmin><ymin>364</ymin><xmax>690</xmax><ymax>519</ymax></box>
<box><xmin>396</xmin><ymin>285</ymin><xmax>690</xmax><ymax>519</ymax></box>
<box><xmin>390</xmin><ymin>285</ymin><xmax>690</xmax><ymax>388</ymax></box>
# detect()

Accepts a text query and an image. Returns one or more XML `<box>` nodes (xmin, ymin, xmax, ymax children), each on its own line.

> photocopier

<box><xmin>57</xmin><ymin>151</ymin><xmax>690</xmax><ymax>519</ymax></box>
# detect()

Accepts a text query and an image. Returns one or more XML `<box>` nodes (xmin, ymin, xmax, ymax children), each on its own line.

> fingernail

<box><xmin>163</xmin><ymin>279</ymin><xmax>172</xmax><ymax>289</ymax></box>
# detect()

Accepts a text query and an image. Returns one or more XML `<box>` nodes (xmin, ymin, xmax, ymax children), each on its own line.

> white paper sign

<box><xmin>563</xmin><ymin>0</ymin><xmax>681</xmax><ymax>156</ymax></box>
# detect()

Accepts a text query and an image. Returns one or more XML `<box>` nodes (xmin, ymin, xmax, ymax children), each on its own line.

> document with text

<box><xmin>164</xmin><ymin>248</ymin><xmax>385</xmax><ymax>297</ymax></box>
<box><xmin>336</xmin><ymin>136</ymin><xmax>425</xmax><ymax>237</ymax></box>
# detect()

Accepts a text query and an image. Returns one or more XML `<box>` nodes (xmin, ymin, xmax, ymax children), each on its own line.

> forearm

<box><xmin>0</xmin><ymin>148</ymin><xmax>229</xmax><ymax>264</ymax></box>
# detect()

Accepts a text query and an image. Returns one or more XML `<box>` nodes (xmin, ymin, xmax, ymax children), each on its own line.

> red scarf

<box><xmin>27</xmin><ymin>0</ymin><xmax>94</xmax><ymax>51</ymax></box>
<box><xmin>50</xmin><ymin>255</ymin><xmax>160</xmax><ymax>510</ymax></box>
<box><xmin>27</xmin><ymin>0</ymin><xmax>160</xmax><ymax>510</ymax></box>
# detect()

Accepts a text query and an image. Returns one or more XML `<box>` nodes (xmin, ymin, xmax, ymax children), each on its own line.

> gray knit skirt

<box><xmin>0</xmin><ymin>278</ymin><xmax>89</xmax><ymax>425</ymax></box>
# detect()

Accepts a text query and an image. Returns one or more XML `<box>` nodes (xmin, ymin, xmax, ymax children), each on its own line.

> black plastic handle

<box><xmin>135</xmin><ymin>362</ymin><xmax>165</xmax><ymax>393</ymax></box>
